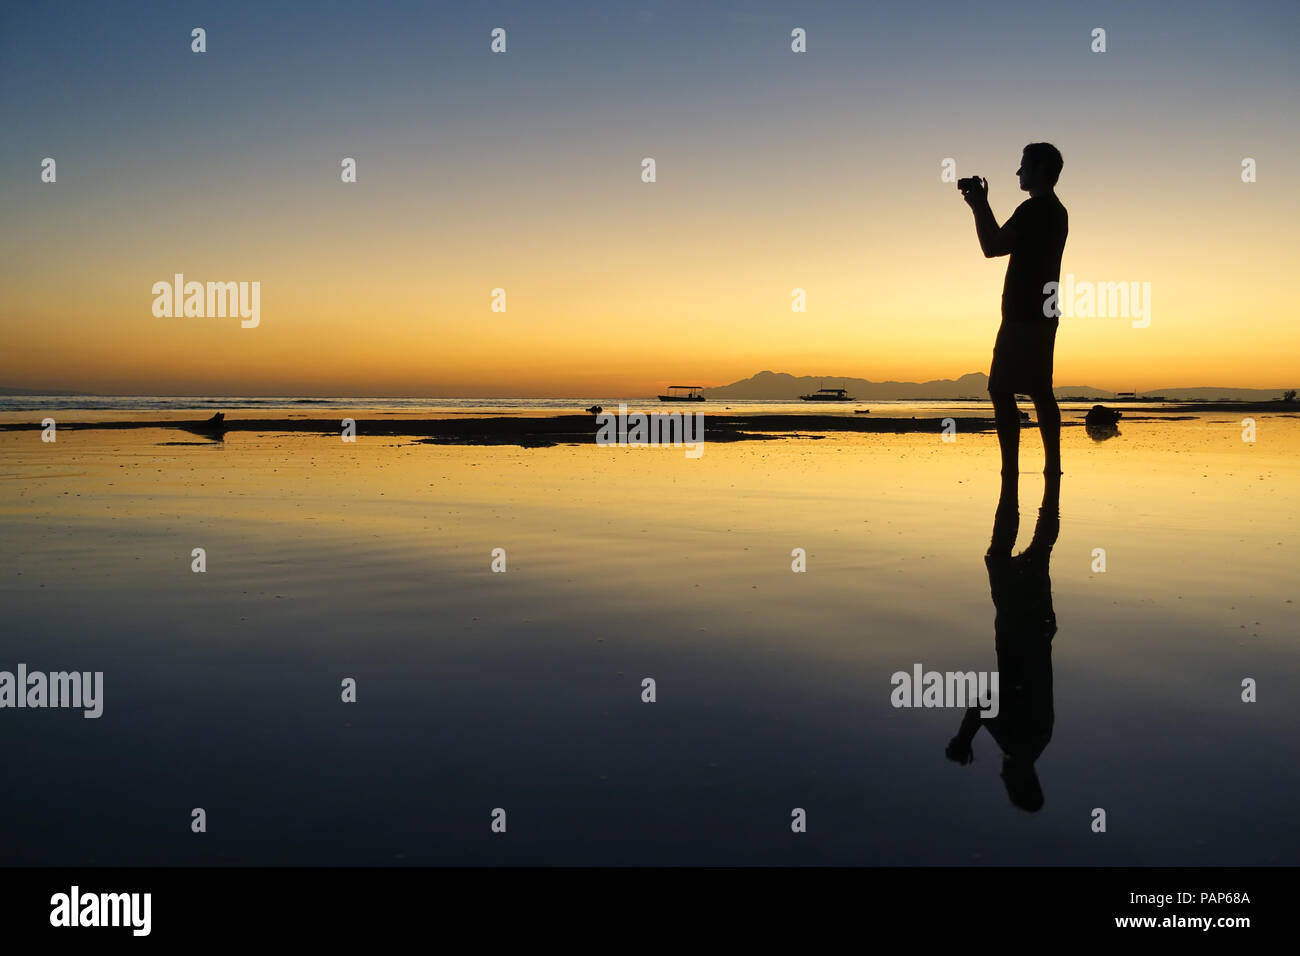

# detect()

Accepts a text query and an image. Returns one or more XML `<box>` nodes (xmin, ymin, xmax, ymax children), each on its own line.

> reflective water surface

<box><xmin>1</xmin><ymin>413</ymin><xmax>1296</xmax><ymax>864</ymax></box>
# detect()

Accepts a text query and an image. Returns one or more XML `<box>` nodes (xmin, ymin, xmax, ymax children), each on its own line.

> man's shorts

<box><xmin>989</xmin><ymin>318</ymin><xmax>1058</xmax><ymax>395</ymax></box>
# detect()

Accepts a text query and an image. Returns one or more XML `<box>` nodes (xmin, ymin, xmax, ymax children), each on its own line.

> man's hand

<box><xmin>959</xmin><ymin>176</ymin><xmax>989</xmax><ymax>209</ymax></box>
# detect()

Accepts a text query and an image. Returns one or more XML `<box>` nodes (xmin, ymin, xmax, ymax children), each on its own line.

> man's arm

<box><xmin>959</xmin><ymin>178</ymin><xmax>1018</xmax><ymax>258</ymax></box>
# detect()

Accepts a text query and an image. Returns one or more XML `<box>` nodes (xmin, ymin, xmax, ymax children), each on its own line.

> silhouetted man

<box><xmin>960</xmin><ymin>144</ymin><xmax>1068</xmax><ymax>476</ymax></box>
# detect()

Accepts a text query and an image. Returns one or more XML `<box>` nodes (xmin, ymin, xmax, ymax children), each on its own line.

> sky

<box><xmin>1</xmin><ymin>0</ymin><xmax>1297</xmax><ymax>396</ymax></box>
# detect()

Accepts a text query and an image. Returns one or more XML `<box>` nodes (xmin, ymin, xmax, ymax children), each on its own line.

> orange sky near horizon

<box><xmin>4</xmin><ymin>164</ymin><xmax>1295</xmax><ymax>396</ymax></box>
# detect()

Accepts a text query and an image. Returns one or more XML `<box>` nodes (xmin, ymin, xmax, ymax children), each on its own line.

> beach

<box><xmin>0</xmin><ymin>398</ymin><xmax>1266</xmax><ymax>446</ymax></box>
<box><xmin>1</xmin><ymin>406</ymin><xmax>1296</xmax><ymax>864</ymax></box>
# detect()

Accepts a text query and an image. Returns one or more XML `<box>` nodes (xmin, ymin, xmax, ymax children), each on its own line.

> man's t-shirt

<box><xmin>1001</xmin><ymin>195</ymin><xmax>1068</xmax><ymax>323</ymax></box>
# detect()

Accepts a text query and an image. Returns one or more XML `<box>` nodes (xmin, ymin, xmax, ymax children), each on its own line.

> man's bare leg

<box><xmin>990</xmin><ymin>390</ymin><xmax>1020</xmax><ymax>477</ymax></box>
<box><xmin>1031</xmin><ymin>390</ymin><xmax>1061</xmax><ymax>475</ymax></box>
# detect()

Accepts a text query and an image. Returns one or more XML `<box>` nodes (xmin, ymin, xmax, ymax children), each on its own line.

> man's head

<box><xmin>1016</xmin><ymin>142</ymin><xmax>1063</xmax><ymax>193</ymax></box>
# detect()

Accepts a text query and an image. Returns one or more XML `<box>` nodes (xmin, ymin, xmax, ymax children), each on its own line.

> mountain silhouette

<box><xmin>702</xmin><ymin>371</ymin><xmax>1293</xmax><ymax>402</ymax></box>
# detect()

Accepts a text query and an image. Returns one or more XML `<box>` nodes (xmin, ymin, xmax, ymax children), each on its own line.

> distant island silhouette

<box><xmin>702</xmin><ymin>371</ymin><xmax>1296</xmax><ymax>402</ymax></box>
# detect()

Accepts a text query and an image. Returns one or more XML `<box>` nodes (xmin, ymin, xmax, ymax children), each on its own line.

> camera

<box><xmin>957</xmin><ymin>176</ymin><xmax>983</xmax><ymax>192</ymax></box>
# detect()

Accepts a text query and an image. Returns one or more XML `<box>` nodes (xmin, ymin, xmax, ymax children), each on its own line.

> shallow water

<box><xmin>0</xmin><ymin>413</ymin><xmax>1296</xmax><ymax>864</ymax></box>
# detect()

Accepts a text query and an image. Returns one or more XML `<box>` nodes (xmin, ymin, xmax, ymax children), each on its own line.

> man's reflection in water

<box><xmin>946</xmin><ymin>473</ymin><xmax>1061</xmax><ymax>812</ymax></box>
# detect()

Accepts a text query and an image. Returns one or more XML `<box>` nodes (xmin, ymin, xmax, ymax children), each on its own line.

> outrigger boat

<box><xmin>657</xmin><ymin>385</ymin><xmax>705</xmax><ymax>402</ymax></box>
<box><xmin>799</xmin><ymin>387</ymin><xmax>854</xmax><ymax>402</ymax></box>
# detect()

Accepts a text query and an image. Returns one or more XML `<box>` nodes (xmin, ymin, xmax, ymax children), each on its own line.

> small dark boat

<box><xmin>586</xmin><ymin>405</ymin><xmax>603</xmax><ymax>414</ymax></box>
<box><xmin>853</xmin><ymin>408</ymin><xmax>870</xmax><ymax>414</ymax></box>
<box><xmin>658</xmin><ymin>385</ymin><xmax>705</xmax><ymax>402</ymax></box>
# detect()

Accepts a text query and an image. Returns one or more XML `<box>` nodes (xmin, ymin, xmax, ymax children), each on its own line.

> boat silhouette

<box><xmin>658</xmin><ymin>385</ymin><xmax>705</xmax><ymax>402</ymax></box>
<box><xmin>799</xmin><ymin>387</ymin><xmax>854</xmax><ymax>402</ymax></box>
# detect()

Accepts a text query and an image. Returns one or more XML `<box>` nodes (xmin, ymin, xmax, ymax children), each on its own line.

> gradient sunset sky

<box><xmin>2</xmin><ymin>0</ymin><xmax>1297</xmax><ymax>396</ymax></box>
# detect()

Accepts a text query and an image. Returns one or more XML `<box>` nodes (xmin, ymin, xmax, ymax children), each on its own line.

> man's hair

<box><xmin>1023</xmin><ymin>142</ymin><xmax>1063</xmax><ymax>187</ymax></box>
